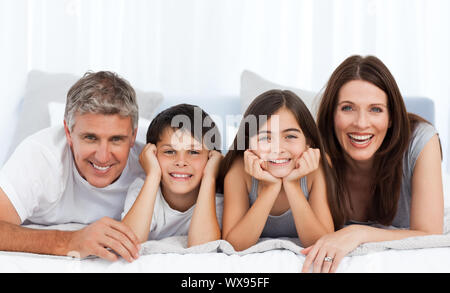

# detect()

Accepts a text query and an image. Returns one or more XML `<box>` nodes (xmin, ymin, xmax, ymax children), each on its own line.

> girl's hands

<box><xmin>283</xmin><ymin>148</ymin><xmax>320</xmax><ymax>184</ymax></box>
<box><xmin>244</xmin><ymin>150</ymin><xmax>282</xmax><ymax>187</ymax></box>
<box><xmin>301</xmin><ymin>225</ymin><xmax>363</xmax><ymax>273</ymax></box>
<box><xmin>139</xmin><ymin>143</ymin><xmax>161</xmax><ymax>179</ymax></box>
<box><xmin>203</xmin><ymin>150</ymin><xmax>223</xmax><ymax>180</ymax></box>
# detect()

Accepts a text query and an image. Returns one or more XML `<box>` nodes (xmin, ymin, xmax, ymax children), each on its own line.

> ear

<box><xmin>130</xmin><ymin>127</ymin><xmax>138</xmax><ymax>147</ymax></box>
<box><xmin>63</xmin><ymin>120</ymin><xmax>74</xmax><ymax>148</ymax></box>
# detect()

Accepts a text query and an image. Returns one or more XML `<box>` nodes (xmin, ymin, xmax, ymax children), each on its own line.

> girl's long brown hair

<box><xmin>317</xmin><ymin>55</ymin><xmax>432</xmax><ymax>228</ymax></box>
<box><xmin>219</xmin><ymin>89</ymin><xmax>342</xmax><ymax>229</ymax></box>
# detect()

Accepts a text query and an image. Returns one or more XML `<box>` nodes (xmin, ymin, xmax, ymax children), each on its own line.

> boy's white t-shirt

<box><xmin>121</xmin><ymin>177</ymin><xmax>224</xmax><ymax>241</ymax></box>
<box><xmin>0</xmin><ymin>126</ymin><xmax>145</xmax><ymax>225</ymax></box>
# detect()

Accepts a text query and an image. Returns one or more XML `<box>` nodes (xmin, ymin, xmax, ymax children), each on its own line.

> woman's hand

<box><xmin>283</xmin><ymin>148</ymin><xmax>320</xmax><ymax>184</ymax></box>
<box><xmin>203</xmin><ymin>150</ymin><xmax>223</xmax><ymax>180</ymax></box>
<box><xmin>301</xmin><ymin>225</ymin><xmax>363</xmax><ymax>273</ymax></box>
<box><xmin>244</xmin><ymin>150</ymin><xmax>282</xmax><ymax>187</ymax></box>
<box><xmin>139</xmin><ymin>143</ymin><xmax>161</xmax><ymax>179</ymax></box>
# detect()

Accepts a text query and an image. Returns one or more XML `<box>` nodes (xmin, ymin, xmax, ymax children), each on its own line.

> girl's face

<box><xmin>249</xmin><ymin>107</ymin><xmax>307</xmax><ymax>178</ymax></box>
<box><xmin>156</xmin><ymin>127</ymin><xmax>209</xmax><ymax>196</ymax></box>
<box><xmin>334</xmin><ymin>80</ymin><xmax>391</xmax><ymax>164</ymax></box>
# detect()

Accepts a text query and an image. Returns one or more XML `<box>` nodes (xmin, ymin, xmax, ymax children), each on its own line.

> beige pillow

<box><xmin>240</xmin><ymin>70</ymin><xmax>319</xmax><ymax>116</ymax></box>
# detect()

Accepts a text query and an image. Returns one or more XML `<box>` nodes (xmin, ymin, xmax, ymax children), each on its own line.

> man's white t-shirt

<box><xmin>121</xmin><ymin>177</ymin><xmax>224</xmax><ymax>241</ymax></box>
<box><xmin>0</xmin><ymin>126</ymin><xmax>145</xmax><ymax>225</ymax></box>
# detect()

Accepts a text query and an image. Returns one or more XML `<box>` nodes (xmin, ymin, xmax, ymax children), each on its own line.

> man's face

<box><xmin>64</xmin><ymin>112</ymin><xmax>137</xmax><ymax>188</ymax></box>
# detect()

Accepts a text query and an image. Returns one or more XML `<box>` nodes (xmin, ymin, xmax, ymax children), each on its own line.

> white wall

<box><xmin>1</xmin><ymin>0</ymin><xmax>449</xmax><ymax>168</ymax></box>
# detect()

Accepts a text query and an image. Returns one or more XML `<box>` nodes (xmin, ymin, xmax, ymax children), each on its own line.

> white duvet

<box><xmin>1</xmin><ymin>171</ymin><xmax>450</xmax><ymax>273</ymax></box>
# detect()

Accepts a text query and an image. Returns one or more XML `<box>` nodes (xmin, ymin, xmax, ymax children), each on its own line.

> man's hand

<box><xmin>67</xmin><ymin>217</ymin><xmax>141</xmax><ymax>262</ymax></box>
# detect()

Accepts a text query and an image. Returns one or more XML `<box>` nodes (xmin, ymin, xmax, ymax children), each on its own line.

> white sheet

<box><xmin>1</xmin><ymin>170</ymin><xmax>449</xmax><ymax>273</ymax></box>
<box><xmin>2</xmin><ymin>246</ymin><xmax>450</xmax><ymax>273</ymax></box>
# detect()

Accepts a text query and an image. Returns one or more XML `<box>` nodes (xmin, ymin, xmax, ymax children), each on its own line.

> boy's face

<box><xmin>156</xmin><ymin>127</ymin><xmax>209</xmax><ymax>197</ymax></box>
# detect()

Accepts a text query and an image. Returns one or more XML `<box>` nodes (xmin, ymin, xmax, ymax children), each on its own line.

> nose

<box><xmin>174</xmin><ymin>152</ymin><xmax>188</xmax><ymax>167</ymax></box>
<box><xmin>353</xmin><ymin>110</ymin><xmax>370</xmax><ymax>129</ymax></box>
<box><xmin>268</xmin><ymin>136</ymin><xmax>287</xmax><ymax>156</ymax></box>
<box><xmin>94</xmin><ymin>141</ymin><xmax>112</xmax><ymax>163</ymax></box>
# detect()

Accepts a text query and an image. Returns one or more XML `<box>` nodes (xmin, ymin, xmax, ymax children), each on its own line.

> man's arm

<box><xmin>0</xmin><ymin>187</ymin><xmax>140</xmax><ymax>262</ymax></box>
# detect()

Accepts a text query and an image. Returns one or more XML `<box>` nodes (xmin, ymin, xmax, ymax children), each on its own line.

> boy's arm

<box><xmin>121</xmin><ymin>176</ymin><xmax>160</xmax><ymax>243</ymax></box>
<box><xmin>188</xmin><ymin>151</ymin><xmax>222</xmax><ymax>247</ymax></box>
<box><xmin>188</xmin><ymin>175</ymin><xmax>221</xmax><ymax>247</ymax></box>
<box><xmin>122</xmin><ymin>143</ymin><xmax>161</xmax><ymax>243</ymax></box>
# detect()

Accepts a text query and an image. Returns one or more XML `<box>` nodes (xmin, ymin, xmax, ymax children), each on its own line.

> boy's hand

<box><xmin>283</xmin><ymin>148</ymin><xmax>320</xmax><ymax>183</ymax></box>
<box><xmin>139</xmin><ymin>143</ymin><xmax>161</xmax><ymax>178</ymax></box>
<box><xmin>203</xmin><ymin>150</ymin><xmax>223</xmax><ymax>179</ymax></box>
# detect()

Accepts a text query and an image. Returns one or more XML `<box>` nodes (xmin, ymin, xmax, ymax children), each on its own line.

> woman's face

<box><xmin>334</xmin><ymin>80</ymin><xmax>391</xmax><ymax>164</ymax></box>
<box><xmin>249</xmin><ymin>107</ymin><xmax>307</xmax><ymax>178</ymax></box>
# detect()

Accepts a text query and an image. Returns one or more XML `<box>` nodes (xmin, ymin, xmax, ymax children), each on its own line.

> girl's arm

<box><xmin>222</xmin><ymin>152</ymin><xmax>282</xmax><ymax>251</ymax></box>
<box><xmin>283</xmin><ymin>148</ymin><xmax>334</xmax><ymax>247</ymax></box>
<box><xmin>301</xmin><ymin>135</ymin><xmax>444</xmax><ymax>273</ymax></box>
<box><xmin>188</xmin><ymin>151</ymin><xmax>222</xmax><ymax>247</ymax></box>
<box><xmin>122</xmin><ymin>144</ymin><xmax>161</xmax><ymax>243</ymax></box>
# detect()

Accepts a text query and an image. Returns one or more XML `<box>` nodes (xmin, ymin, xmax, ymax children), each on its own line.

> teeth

<box><xmin>348</xmin><ymin>134</ymin><xmax>373</xmax><ymax>141</ymax></box>
<box><xmin>92</xmin><ymin>163</ymin><xmax>111</xmax><ymax>171</ymax></box>
<box><xmin>171</xmin><ymin>173</ymin><xmax>191</xmax><ymax>178</ymax></box>
<box><xmin>269</xmin><ymin>159</ymin><xmax>290</xmax><ymax>164</ymax></box>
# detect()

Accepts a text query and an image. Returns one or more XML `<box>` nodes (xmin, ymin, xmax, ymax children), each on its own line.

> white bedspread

<box><xmin>1</xmin><ymin>172</ymin><xmax>450</xmax><ymax>273</ymax></box>
<box><xmin>1</xmin><ymin>208</ymin><xmax>449</xmax><ymax>273</ymax></box>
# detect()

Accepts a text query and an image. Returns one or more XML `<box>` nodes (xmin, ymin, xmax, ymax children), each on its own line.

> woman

<box><xmin>302</xmin><ymin>55</ymin><xmax>444</xmax><ymax>273</ymax></box>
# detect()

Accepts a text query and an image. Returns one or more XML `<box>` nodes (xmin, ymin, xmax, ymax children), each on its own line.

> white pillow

<box><xmin>240</xmin><ymin>70</ymin><xmax>319</xmax><ymax>116</ymax></box>
<box><xmin>9</xmin><ymin>70</ymin><xmax>163</xmax><ymax>156</ymax></box>
<box><xmin>48</xmin><ymin>102</ymin><xmax>150</xmax><ymax>144</ymax></box>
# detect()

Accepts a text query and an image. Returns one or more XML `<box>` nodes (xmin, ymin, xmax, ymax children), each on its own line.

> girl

<box><xmin>219</xmin><ymin>89</ymin><xmax>339</xmax><ymax>251</ymax></box>
<box><xmin>121</xmin><ymin>103</ymin><xmax>223</xmax><ymax>248</ymax></box>
<box><xmin>302</xmin><ymin>55</ymin><xmax>444</xmax><ymax>273</ymax></box>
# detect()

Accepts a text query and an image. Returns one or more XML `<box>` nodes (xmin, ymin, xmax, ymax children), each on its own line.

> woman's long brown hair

<box><xmin>219</xmin><ymin>89</ymin><xmax>342</xmax><ymax>229</ymax></box>
<box><xmin>317</xmin><ymin>55</ymin><xmax>430</xmax><ymax>228</ymax></box>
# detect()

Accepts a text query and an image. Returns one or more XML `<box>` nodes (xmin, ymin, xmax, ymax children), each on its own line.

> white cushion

<box><xmin>8</xmin><ymin>70</ymin><xmax>162</xmax><ymax>156</ymax></box>
<box><xmin>240</xmin><ymin>70</ymin><xmax>319</xmax><ymax>115</ymax></box>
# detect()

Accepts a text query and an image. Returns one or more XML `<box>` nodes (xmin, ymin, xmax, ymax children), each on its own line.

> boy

<box><xmin>122</xmin><ymin>104</ymin><xmax>223</xmax><ymax>247</ymax></box>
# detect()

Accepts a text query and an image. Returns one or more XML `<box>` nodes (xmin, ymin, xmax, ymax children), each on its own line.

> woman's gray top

<box><xmin>347</xmin><ymin>122</ymin><xmax>438</xmax><ymax>228</ymax></box>
<box><xmin>248</xmin><ymin>176</ymin><xmax>309</xmax><ymax>238</ymax></box>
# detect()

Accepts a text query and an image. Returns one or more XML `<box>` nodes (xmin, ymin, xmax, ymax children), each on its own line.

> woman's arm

<box><xmin>301</xmin><ymin>135</ymin><xmax>444</xmax><ymax>273</ymax></box>
<box><xmin>409</xmin><ymin>134</ymin><xmax>444</xmax><ymax>233</ymax></box>
<box><xmin>188</xmin><ymin>151</ymin><xmax>222</xmax><ymax>247</ymax></box>
<box><xmin>122</xmin><ymin>144</ymin><xmax>161</xmax><ymax>243</ymax></box>
<box><xmin>222</xmin><ymin>154</ymin><xmax>282</xmax><ymax>251</ymax></box>
<box><xmin>283</xmin><ymin>148</ymin><xmax>334</xmax><ymax>247</ymax></box>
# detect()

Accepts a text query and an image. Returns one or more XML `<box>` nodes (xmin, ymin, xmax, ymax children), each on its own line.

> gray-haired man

<box><xmin>0</xmin><ymin>71</ymin><xmax>145</xmax><ymax>262</ymax></box>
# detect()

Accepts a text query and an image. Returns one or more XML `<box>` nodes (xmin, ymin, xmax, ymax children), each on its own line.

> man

<box><xmin>0</xmin><ymin>71</ymin><xmax>145</xmax><ymax>262</ymax></box>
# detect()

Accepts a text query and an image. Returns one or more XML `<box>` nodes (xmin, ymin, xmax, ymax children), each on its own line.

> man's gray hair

<box><xmin>64</xmin><ymin>71</ymin><xmax>139</xmax><ymax>132</ymax></box>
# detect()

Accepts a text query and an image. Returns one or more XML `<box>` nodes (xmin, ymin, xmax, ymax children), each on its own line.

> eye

<box><xmin>285</xmin><ymin>134</ymin><xmax>298</xmax><ymax>139</ymax></box>
<box><xmin>189</xmin><ymin>150</ymin><xmax>201</xmax><ymax>155</ymax></box>
<box><xmin>111</xmin><ymin>136</ymin><xmax>124</xmax><ymax>142</ymax></box>
<box><xmin>163</xmin><ymin>150</ymin><xmax>175</xmax><ymax>155</ymax></box>
<box><xmin>341</xmin><ymin>105</ymin><xmax>353</xmax><ymax>111</ymax></box>
<box><xmin>371</xmin><ymin>107</ymin><xmax>383</xmax><ymax>113</ymax></box>
<box><xmin>258</xmin><ymin>136</ymin><xmax>270</xmax><ymax>142</ymax></box>
<box><xmin>84</xmin><ymin>135</ymin><xmax>97</xmax><ymax>141</ymax></box>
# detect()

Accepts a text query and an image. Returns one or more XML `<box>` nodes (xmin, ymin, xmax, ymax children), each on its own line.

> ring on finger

<box><xmin>324</xmin><ymin>256</ymin><xmax>333</xmax><ymax>262</ymax></box>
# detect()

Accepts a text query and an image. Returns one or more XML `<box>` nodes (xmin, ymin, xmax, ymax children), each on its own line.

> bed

<box><xmin>1</xmin><ymin>70</ymin><xmax>449</xmax><ymax>274</ymax></box>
